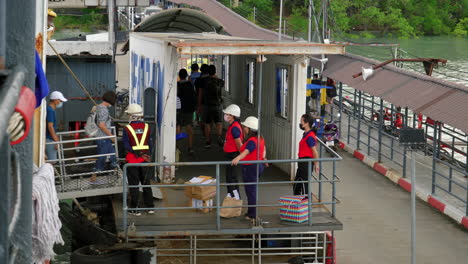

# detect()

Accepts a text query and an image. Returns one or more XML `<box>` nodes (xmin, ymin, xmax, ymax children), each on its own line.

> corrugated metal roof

<box><xmin>135</xmin><ymin>8</ymin><xmax>227</xmax><ymax>34</ymax></box>
<box><xmin>311</xmin><ymin>53</ymin><xmax>468</xmax><ymax>132</ymax></box>
<box><xmin>46</xmin><ymin>41</ymin><xmax>112</xmax><ymax>56</ymax></box>
<box><xmin>169</xmin><ymin>0</ymin><xmax>288</xmax><ymax>40</ymax></box>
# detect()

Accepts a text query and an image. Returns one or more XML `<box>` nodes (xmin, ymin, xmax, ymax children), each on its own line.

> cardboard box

<box><xmin>184</xmin><ymin>176</ymin><xmax>216</xmax><ymax>200</ymax></box>
<box><xmin>188</xmin><ymin>197</ymin><xmax>213</xmax><ymax>213</ymax></box>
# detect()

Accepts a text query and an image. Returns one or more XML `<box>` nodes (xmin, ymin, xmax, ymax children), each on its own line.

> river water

<box><xmin>345</xmin><ymin>36</ymin><xmax>468</xmax><ymax>86</ymax></box>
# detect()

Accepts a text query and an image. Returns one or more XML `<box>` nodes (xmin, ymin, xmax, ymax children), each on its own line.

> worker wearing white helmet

<box><xmin>232</xmin><ymin>116</ymin><xmax>268</xmax><ymax>222</ymax></box>
<box><xmin>222</xmin><ymin>104</ymin><xmax>243</xmax><ymax>199</ymax></box>
<box><xmin>45</xmin><ymin>91</ymin><xmax>67</xmax><ymax>162</ymax></box>
<box><xmin>123</xmin><ymin>103</ymin><xmax>155</xmax><ymax>216</ymax></box>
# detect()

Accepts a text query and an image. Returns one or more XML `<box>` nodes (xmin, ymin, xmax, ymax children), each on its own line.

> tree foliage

<box><xmin>233</xmin><ymin>0</ymin><xmax>468</xmax><ymax>37</ymax></box>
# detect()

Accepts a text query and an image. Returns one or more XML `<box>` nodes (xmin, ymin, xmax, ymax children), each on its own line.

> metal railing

<box><xmin>122</xmin><ymin>139</ymin><xmax>342</xmax><ymax>240</ymax></box>
<box><xmin>46</xmin><ymin>128</ymin><xmax>121</xmax><ymax>196</ymax></box>
<box><xmin>336</xmin><ymin>83</ymin><xmax>468</xmax><ymax>216</ymax></box>
<box><xmin>143</xmin><ymin>231</ymin><xmax>335</xmax><ymax>264</ymax></box>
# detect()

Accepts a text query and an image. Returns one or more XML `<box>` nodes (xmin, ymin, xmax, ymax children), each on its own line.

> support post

<box><xmin>368</xmin><ymin>125</ymin><xmax>371</xmax><ymax>155</ymax></box>
<box><xmin>0</xmin><ymin>0</ymin><xmax>5</xmax><ymax>69</ymax></box>
<box><xmin>0</xmin><ymin>137</ymin><xmax>10</xmax><ymax>264</ymax></box>
<box><xmin>278</xmin><ymin>0</ymin><xmax>283</xmax><ymax>40</ymax></box>
<box><xmin>332</xmin><ymin>160</ymin><xmax>336</xmax><ymax>217</ymax></box>
<box><xmin>256</xmin><ymin>57</ymin><xmax>264</xmax><ymax>223</ymax></box>
<box><xmin>253</xmin><ymin>7</ymin><xmax>256</xmax><ymax>23</ymax></box>
<box><xmin>308</xmin><ymin>161</ymin><xmax>313</xmax><ymax>227</ymax></box>
<box><xmin>378</xmin><ymin>98</ymin><xmax>383</xmax><ymax>162</ymax></box>
<box><xmin>357</xmin><ymin>91</ymin><xmax>362</xmax><ymax>149</ymax></box>
<box><xmin>308</xmin><ymin>0</ymin><xmax>312</xmax><ymax>42</ymax></box>
<box><xmin>216</xmin><ymin>164</ymin><xmax>221</xmax><ymax>231</ymax></box>
<box><xmin>338</xmin><ymin>82</ymin><xmax>343</xmax><ymax>136</ymax></box>
<box><xmin>410</xmin><ymin>150</ymin><xmax>416</xmax><ymax>264</ymax></box>
<box><xmin>5</xmin><ymin>0</ymin><xmax>35</xmax><ymax>262</ymax></box>
<box><xmin>403</xmin><ymin>147</ymin><xmax>407</xmax><ymax>178</ymax></box>
<box><xmin>123</xmin><ymin>165</ymin><xmax>128</xmax><ymax>242</ymax></box>
<box><xmin>108</xmin><ymin>0</ymin><xmax>115</xmax><ymax>61</ymax></box>
<box><xmin>431</xmin><ymin>122</ymin><xmax>438</xmax><ymax>194</ymax></box>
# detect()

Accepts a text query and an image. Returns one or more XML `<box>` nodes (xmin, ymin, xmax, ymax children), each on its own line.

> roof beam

<box><xmin>174</xmin><ymin>43</ymin><xmax>345</xmax><ymax>55</ymax></box>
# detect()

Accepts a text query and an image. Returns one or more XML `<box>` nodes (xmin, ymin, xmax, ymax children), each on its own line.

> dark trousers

<box><xmin>127</xmin><ymin>166</ymin><xmax>154</xmax><ymax>209</ymax></box>
<box><xmin>242</xmin><ymin>164</ymin><xmax>264</xmax><ymax>218</ymax></box>
<box><xmin>293</xmin><ymin>157</ymin><xmax>314</xmax><ymax>195</ymax></box>
<box><xmin>225</xmin><ymin>151</ymin><xmax>240</xmax><ymax>198</ymax></box>
<box><xmin>95</xmin><ymin>139</ymin><xmax>117</xmax><ymax>171</ymax></box>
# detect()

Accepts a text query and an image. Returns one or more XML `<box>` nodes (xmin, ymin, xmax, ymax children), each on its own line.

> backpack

<box><xmin>84</xmin><ymin>107</ymin><xmax>99</xmax><ymax>137</ymax></box>
<box><xmin>204</xmin><ymin>77</ymin><xmax>224</xmax><ymax>106</ymax></box>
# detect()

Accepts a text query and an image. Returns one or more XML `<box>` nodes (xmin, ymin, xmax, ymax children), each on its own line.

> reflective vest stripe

<box><xmin>126</xmin><ymin>123</ymin><xmax>149</xmax><ymax>150</ymax></box>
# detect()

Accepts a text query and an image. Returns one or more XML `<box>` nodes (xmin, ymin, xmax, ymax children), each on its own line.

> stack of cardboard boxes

<box><xmin>184</xmin><ymin>176</ymin><xmax>216</xmax><ymax>213</ymax></box>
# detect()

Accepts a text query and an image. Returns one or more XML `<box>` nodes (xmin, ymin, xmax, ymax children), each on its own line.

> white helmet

<box><xmin>223</xmin><ymin>104</ymin><xmax>241</xmax><ymax>117</ymax></box>
<box><xmin>125</xmin><ymin>104</ymin><xmax>143</xmax><ymax>116</ymax></box>
<box><xmin>241</xmin><ymin>116</ymin><xmax>258</xmax><ymax>131</ymax></box>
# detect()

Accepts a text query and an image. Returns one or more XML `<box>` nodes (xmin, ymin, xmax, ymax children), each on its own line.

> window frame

<box><xmin>276</xmin><ymin>65</ymin><xmax>290</xmax><ymax>119</ymax></box>
<box><xmin>222</xmin><ymin>55</ymin><xmax>230</xmax><ymax>93</ymax></box>
<box><xmin>246</xmin><ymin>60</ymin><xmax>255</xmax><ymax>105</ymax></box>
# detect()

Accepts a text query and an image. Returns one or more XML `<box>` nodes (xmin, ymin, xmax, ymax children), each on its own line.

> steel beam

<box><xmin>174</xmin><ymin>44</ymin><xmax>346</xmax><ymax>55</ymax></box>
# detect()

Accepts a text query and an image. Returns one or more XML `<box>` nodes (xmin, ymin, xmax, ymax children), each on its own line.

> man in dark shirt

<box><xmin>198</xmin><ymin>65</ymin><xmax>224</xmax><ymax>148</ymax></box>
<box><xmin>309</xmin><ymin>74</ymin><xmax>322</xmax><ymax>112</ymax></box>
<box><xmin>177</xmin><ymin>68</ymin><xmax>196</xmax><ymax>153</ymax></box>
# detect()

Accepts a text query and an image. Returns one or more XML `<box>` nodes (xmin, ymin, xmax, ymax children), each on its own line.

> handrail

<box><xmin>122</xmin><ymin>151</ymin><xmax>341</xmax><ymax>241</ymax></box>
<box><xmin>0</xmin><ymin>66</ymin><xmax>26</xmax><ymax>147</ymax></box>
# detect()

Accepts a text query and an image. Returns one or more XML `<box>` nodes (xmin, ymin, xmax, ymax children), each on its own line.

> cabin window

<box><xmin>276</xmin><ymin>66</ymin><xmax>289</xmax><ymax>119</ymax></box>
<box><xmin>222</xmin><ymin>56</ymin><xmax>230</xmax><ymax>93</ymax></box>
<box><xmin>246</xmin><ymin>61</ymin><xmax>255</xmax><ymax>104</ymax></box>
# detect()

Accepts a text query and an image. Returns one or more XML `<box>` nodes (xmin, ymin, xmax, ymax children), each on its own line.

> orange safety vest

<box><xmin>298</xmin><ymin>130</ymin><xmax>317</xmax><ymax>158</ymax></box>
<box><xmin>224</xmin><ymin>120</ymin><xmax>243</xmax><ymax>153</ymax></box>
<box><xmin>240</xmin><ymin>136</ymin><xmax>265</xmax><ymax>165</ymax></box>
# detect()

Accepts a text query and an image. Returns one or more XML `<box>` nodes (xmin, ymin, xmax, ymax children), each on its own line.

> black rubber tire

<box><xmin>70</xmin><ymin>245</ymin><xmax>131</xmax><ymax>264</ymax></box>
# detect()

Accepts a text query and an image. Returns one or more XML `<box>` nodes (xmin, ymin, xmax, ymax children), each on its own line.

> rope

<box><xmin>7</xmin><ymin>112</ymin><xmax>24</xmax><ymax>143</ymax></box>
<box><xmin>47</xmin><ymin>40</ymin><xmax>98</xmax><ymax>106</ymax></box>
<box><xmin>32</xmin><ymin>163</ymin><xmax>64</xmax><ymax>263</ymax></box>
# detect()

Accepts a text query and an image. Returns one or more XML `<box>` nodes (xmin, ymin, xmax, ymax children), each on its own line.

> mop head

<box><xmin>32</xmin><ymin>163</ymin><xmax>64</xmax><ymax>263</ymax></box>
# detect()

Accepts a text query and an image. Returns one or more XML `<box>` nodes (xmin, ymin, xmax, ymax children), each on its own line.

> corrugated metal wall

<box><xmin>223</xmin><ymin>55</ymin><xmax>300</xmax><ymax>174</ymax></box>
<box><xmin>46</xmin><ymin>57</ymin><xmax>116</xmax><ymax>129</ymax></box>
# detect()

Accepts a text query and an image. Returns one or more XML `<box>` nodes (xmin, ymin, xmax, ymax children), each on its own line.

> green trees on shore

<box><xmin>228</xmin><ymin>0</ymin><xmax>468</xmax><ymax>37</ymax></box>
<box><xmin>53</xmin><ymin>9</ymin><xmax>108</xmax><ymax>32</ymax></box>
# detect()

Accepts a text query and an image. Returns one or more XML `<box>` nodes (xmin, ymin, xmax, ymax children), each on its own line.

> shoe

<box><xmin>129</xmin><ymin>211</ymin><xmax>141</xmax><ymax>216</ymax></box>
<box><xmin>204</xmin><ymin>142</ymin><xmax>211</xmax><ymax>148</ymax></box>
<box><xmin>217</xmin><ymin>136</ymin><xmax>224</xmax><ymax>147</ymax></box>
<box><xmin>147</xmin><ymin>210</ymin><xmax>155</xmax><ymax>215</ymax></box>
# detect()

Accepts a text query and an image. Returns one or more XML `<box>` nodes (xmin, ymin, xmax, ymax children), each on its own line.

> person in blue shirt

<box><xmin>188</xmin><ymin>63</ymin><xmax>201</xmax><ymax>86</ymax></box>
<box><xmin>45</xmin><ymin>91</ymin><xmax>67</xmax><ymax>162</ymax></box>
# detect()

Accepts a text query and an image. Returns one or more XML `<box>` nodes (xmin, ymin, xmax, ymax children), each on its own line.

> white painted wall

<box><xmin>129</xmin><ymin>33</ymin><xmax>178</xmax><ymax>168</ymax></box>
